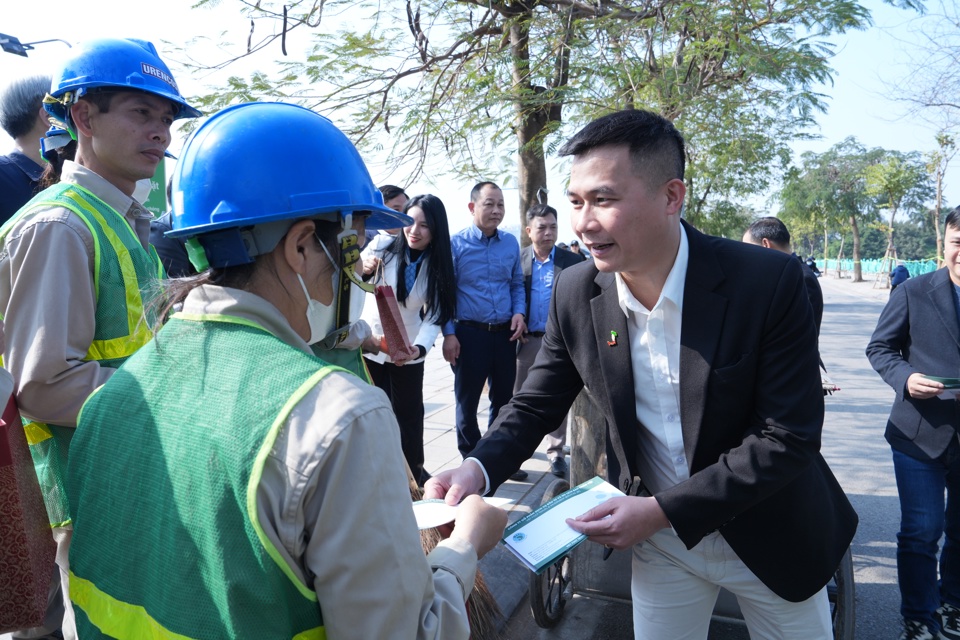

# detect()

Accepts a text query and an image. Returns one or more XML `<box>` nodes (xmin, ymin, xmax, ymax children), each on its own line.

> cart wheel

<box><xmin>530</xmin><ymin>478</ymin><xmax>572</xmax><ymax>628</ymax></box>
<box><xmin>829</xmin><ymin>546</ymin><xmax>855</xmax><ymax>639</ymax></box>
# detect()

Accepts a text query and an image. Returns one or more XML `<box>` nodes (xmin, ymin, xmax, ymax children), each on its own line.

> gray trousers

<box><xmin>515</xmin><ymin>334</ymin><xmax>566</xmax><ymax>461</ymax></box>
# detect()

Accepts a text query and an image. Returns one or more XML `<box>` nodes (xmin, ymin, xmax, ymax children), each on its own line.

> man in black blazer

<box><xmin>427</xmin><ymin>109</ymin><xmax>856</xmax><ymax>638</ymax></box>
<box><xmin>742</xmin><ymin>216</ymin><xmax>823</xmax><ymax>337</ymax></box>
<box><xmin>515</xmin><ymin>203</ymin><xmax>586</xmax><ymax>478</ymax></box>
<box><xmin>866</xmin><ymin>208</ymin><xmax>960</xmax><ymax>640</ymax></box>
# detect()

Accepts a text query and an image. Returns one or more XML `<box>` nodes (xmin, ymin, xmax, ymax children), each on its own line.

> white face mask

<box><xmin>297</xmin><ymin>273</ymin><xmax>337</xmax><ymax>345</ymax></box>
<box><xmin>296</xmin><ymin>238</ymin><xmax>367</xmax><ymax>346</ymax></box>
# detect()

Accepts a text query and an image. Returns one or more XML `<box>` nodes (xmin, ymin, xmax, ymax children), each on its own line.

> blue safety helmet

<box><xmin>43</xmin><ymin>38</ymin><xmax>201</xmax><ymax>129</ymax></box>
<box><xmin>167</xmin><ymin>102</ymin><xmax>412</xmax><ymax>269</ymax></box>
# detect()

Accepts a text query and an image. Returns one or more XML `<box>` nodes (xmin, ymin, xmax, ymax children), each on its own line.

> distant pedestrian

<box><xmin>890</xmin><ymin>261</ymin><xmax>910</xmax><ymax>293</ymax></box>
<box><xmin>866</xmin><ymin>207</ymin><xmax>960</xmax><ymax>640</ymax></box>
<box><xmin>0</xmin><ymin>75</ymin><xmax>50</xmax><ymax>225</ymax></box>
<box><xmin>364</xmin><ymin>184</ymin><xmax>407</xmax><ymax>245</ymax></box>
<box><xmin>514</xmin><ymin>203</ymin><xmax>586</xmax><ymax>478</ymax></box>
<box><xmin>569</xmin><ymin>239</ymin><xmax>591</xmax><ymax>258</ymax></box>
<box><xmin>442</xmin><ymin>182</ymin><xmax>527</xmax><ymax>479</ymax></box>
<box><xmin>743</xmin><ymin>217</ymin><xmax>823</xmax><ymax>337</ymax></box>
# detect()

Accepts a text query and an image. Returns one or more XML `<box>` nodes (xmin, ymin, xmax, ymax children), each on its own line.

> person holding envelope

<box><xmin>867</xmin><ymin>206</ymin><xmax>960</xmax><ymax>640</ymax></box>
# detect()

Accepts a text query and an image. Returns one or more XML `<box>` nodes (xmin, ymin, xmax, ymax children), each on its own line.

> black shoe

<box><xmin>509</xmin><ymin>469</ymin><xmax>528</xmax><ymax>481</ymax></box>
<box><xmin>550</xmin><ymin>457</ymin><xmax>568</xmax><ymax>478</ymax></box>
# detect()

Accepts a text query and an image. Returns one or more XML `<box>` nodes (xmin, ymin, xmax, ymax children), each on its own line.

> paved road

<box><xmin>503</xmin><ymin>274</ymin><xmax>903</xmax><ymax>639</ymax></box>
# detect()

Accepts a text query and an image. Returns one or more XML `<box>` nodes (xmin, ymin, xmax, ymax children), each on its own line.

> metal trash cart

<box><xmin>529</xmin><ymin>390</ymin><xmax>856</xmax><ymax>638</ymax></box>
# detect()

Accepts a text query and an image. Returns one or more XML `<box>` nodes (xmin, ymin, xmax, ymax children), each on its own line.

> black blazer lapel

<box><xmin>678</xmin><ymin>224</ymin><xmax>727</xmax><ymax>469</ymax></box>
<box><xmin>590</xmin><ymin>271</ymin><xmax>638</xmax><ymax>479</ymax></box>
<box><xmin>929</xmin><ymin>268</ymin><xmax>960</xmax><ymax>350</ymax></box>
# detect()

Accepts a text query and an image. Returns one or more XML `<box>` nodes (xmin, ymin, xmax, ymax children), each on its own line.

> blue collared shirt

<box><xmin>445</xmin><ymin>224</ymin><xmax>524</xmax><ymax>333</ymax></box>
<box><xmin>528</xmin><ymin>246</ymin><xmax>555</xmax><ymax>333</ymax></box>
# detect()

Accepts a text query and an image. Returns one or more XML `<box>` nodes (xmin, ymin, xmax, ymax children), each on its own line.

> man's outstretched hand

<box><xmin>424</xmin><ymin>460</ymin><xmax>487</xmax><ymax>505</ymax></box>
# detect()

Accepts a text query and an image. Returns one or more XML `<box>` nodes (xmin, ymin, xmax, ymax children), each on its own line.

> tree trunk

<box><xmin>850</xmin><ymin>215</ymin><xmax>863</xmax><ymax>283</ymax></box>
<box><xmin>836</xmin><ymin>236</ymin><xmax>845</xmax><ymax>278</ymax></box>
<box><xmin>881</xmin><ymin>205</ymin><xmax>898</xmax><ymax>277</ymax></box>
<box><xmin>515</xmin><ymin>128</ymin><xmax>549</xmax><ymax>244</ymax></box>
<box><xmin>509</xmin><ymin>18</ymin><xmax>562</xmax><ymax>246</ymax></box>
<box><xmin>822</xmin><ymin>223</ymin><xmax>829</xmax><ymax>273</ymax></box>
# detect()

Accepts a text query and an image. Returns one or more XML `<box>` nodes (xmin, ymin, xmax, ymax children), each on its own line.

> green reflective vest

<box><xmin>68</xmin><ymin>313</ymin><xmax>330</xmax><ymax>639</ymax></box>
<box><xmin>0</xmin><ymin>182</ymin><xmax>164</xmax><ymax>527</ymax></box>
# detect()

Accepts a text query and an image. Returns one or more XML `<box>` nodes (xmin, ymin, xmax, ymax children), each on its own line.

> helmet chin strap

<box><xmin>316</xmin><ymin>217</ymin><xmax>375</xmax><ymax>348</ymax></box>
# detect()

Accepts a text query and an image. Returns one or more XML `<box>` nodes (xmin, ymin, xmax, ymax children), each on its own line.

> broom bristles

<box><xmin>411</xmin><ymin>485</ymin><xmax>503</xmax><ymax>639</ymax></box>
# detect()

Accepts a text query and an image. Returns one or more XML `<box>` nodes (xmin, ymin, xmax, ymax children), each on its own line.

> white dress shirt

<box><xmin>614</xmin><ymin>226</ymin><xmax>690</xmax><ymax>494</ymax></box>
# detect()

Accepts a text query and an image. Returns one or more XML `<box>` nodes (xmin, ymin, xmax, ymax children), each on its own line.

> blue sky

<box><xmin>1</xmin><ymin>0</ymin><xmax>955</xmax><ymax>240</ymax></box>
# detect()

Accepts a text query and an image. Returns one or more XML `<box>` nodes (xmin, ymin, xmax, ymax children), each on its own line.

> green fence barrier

<box><xmin>823</xmin><ymin>259</ymin><xmax>938</xmax><ymax>276</ymax></box>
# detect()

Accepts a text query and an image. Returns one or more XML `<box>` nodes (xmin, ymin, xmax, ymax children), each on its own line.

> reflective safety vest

<box><xmin>0</xmin><ymin>182</ymin><xmax>164</xmax><ymax>527</ymax></box>
<box><xmin>68</xmin><ymin>313</ymin><xmax>330</xmax><ymax>639</ymax></box>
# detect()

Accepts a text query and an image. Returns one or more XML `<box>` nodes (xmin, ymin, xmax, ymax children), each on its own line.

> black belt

<box><xmin>457</xmin><ymin>319</ymin><xmax>512</xmax><ymax>332</ymax></box>
<box><xmin>526</xmin><ymin>331</ymin><xmax>546</xmax><ymax>338</ymax></box>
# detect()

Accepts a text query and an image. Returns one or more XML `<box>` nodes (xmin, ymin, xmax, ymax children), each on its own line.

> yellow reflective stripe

<box><xmin>86</xmin><ymin>324</ymin><xmax>154</xmax><ymax>361</ymax></box>
<box><xmin>69</xmin><ymin>571</ymin><xmax>196</xmax><ymax>640</ymax></box>
<box><xmin>248</xmin><ymin>367</ymin><xmax>339</xmax><ymax>602</ymax></box>
<box><xmin>172</xmin><ymin>312</ymin><xmax>271</xmax><ymax>334</ymax></box>
<box><xmin>71</xmin><ymin>571</ymin><xmax>325</xmax><ymax>639</ymax></box>
<box><xmin>60</xmin><ymin>189</ymin><xmax>145</xmax><ymax>340</ymax></box>
<box><xmin>293</xmin><ymin>627</ymin><xmax>326</xmax><ymax>640</ymax></box>
<box><xmin>24</xmin><ymin>421</ymin><xmax>53</xmax><ymax>445</ymax></box>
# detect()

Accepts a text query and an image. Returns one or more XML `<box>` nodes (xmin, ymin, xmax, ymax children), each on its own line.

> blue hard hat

<box><xmin>44</xmin><ymin>38</ymin><xmax>201</xmax><ymax>125</ymax></box>
<box><xmin>168</xmin><ymin>102</ymin><xmax>411</xmax><ymax>249</ymax></box>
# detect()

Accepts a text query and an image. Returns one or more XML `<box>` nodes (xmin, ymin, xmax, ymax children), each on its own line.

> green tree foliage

<box><xmin>777</xmin><ymin>138</ymin><xmax>881</xmax><ymax>281</ymax></box>
<box><xmin>863</xmin><ymin>150</ymin><xmax>934</xmax><ymax>264</ymax></box>
<box><xmin>927</xmin><ymin>132</ymin><xmax>956</xmax><ymax>265</ymax></box>
<box><xmin>179</xmin><ymin>0</ymin><xmax>921</xmax><ymax>236</ymax></box>
<box><xmin>831</xmin><ymin>221</ymin><xmax>936</xmax><ymax>261</ymax></box>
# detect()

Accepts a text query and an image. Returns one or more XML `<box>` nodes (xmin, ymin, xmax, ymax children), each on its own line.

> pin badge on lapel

<box><xmin>607</xmin><ymin>330</ymin><xmax>618</xmax><ymax>347</ymax></box>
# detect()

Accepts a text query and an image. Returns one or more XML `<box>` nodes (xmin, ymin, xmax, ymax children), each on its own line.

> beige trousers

<box><xmin>631</xmin><ymin>528</ymin><xmax>831</xmax><ymax>640</ymax></box>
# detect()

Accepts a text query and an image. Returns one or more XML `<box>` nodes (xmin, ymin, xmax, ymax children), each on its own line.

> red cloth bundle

<box><xmin>0</xmin><ymin>389</ymin><xmax>56</xmax><ymax>631</ymax></box>
<box><xmin>375</xmin><ymin>285</ymin><xmax>416</xmax><ymax>361</ymax></box>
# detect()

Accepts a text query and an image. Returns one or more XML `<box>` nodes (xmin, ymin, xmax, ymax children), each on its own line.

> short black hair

<box><xmin>378</xmin><ymin>184</ymin><xmax>407</xmax><ymax>202</ymax></box>
<box><xmin>526</xmin><ymin>203</ymin><xmax>558</xmax><ymax>224</ymax></box>
<box><xmin>558</xmin><ymin>109</ymin><xmax>685</xmax><ymax>188</ymax></box>
<box><xmin>0</xmin><ymin>75</ymin><xmax>50</xmax><ymax>139</ymax></box>
<box><xmin>745</xmin><ymin>217</ymin><xmax>791</xmax><ymax>248</ymax></box>
<box><xmin>470</xmin><ymin>181</ymin><xmax>501</xmax><ymax>202</ymax></box>
<box><xmin>946</xmin><ymin>206</ymin><xmax>960</xmax><ymax>231</ymax></box>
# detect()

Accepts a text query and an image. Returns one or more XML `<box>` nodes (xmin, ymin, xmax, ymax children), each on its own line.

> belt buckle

<box><xmin>487</xmin><ymin>322</ymin><xmax>496</xmax><ymax>331</ymax></box>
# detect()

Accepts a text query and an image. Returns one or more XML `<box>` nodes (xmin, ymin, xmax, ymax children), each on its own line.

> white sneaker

<box><xmin>901</xmin><ymin>619</ymin><xmax>937</xmax><ymax>640</ymax></box>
